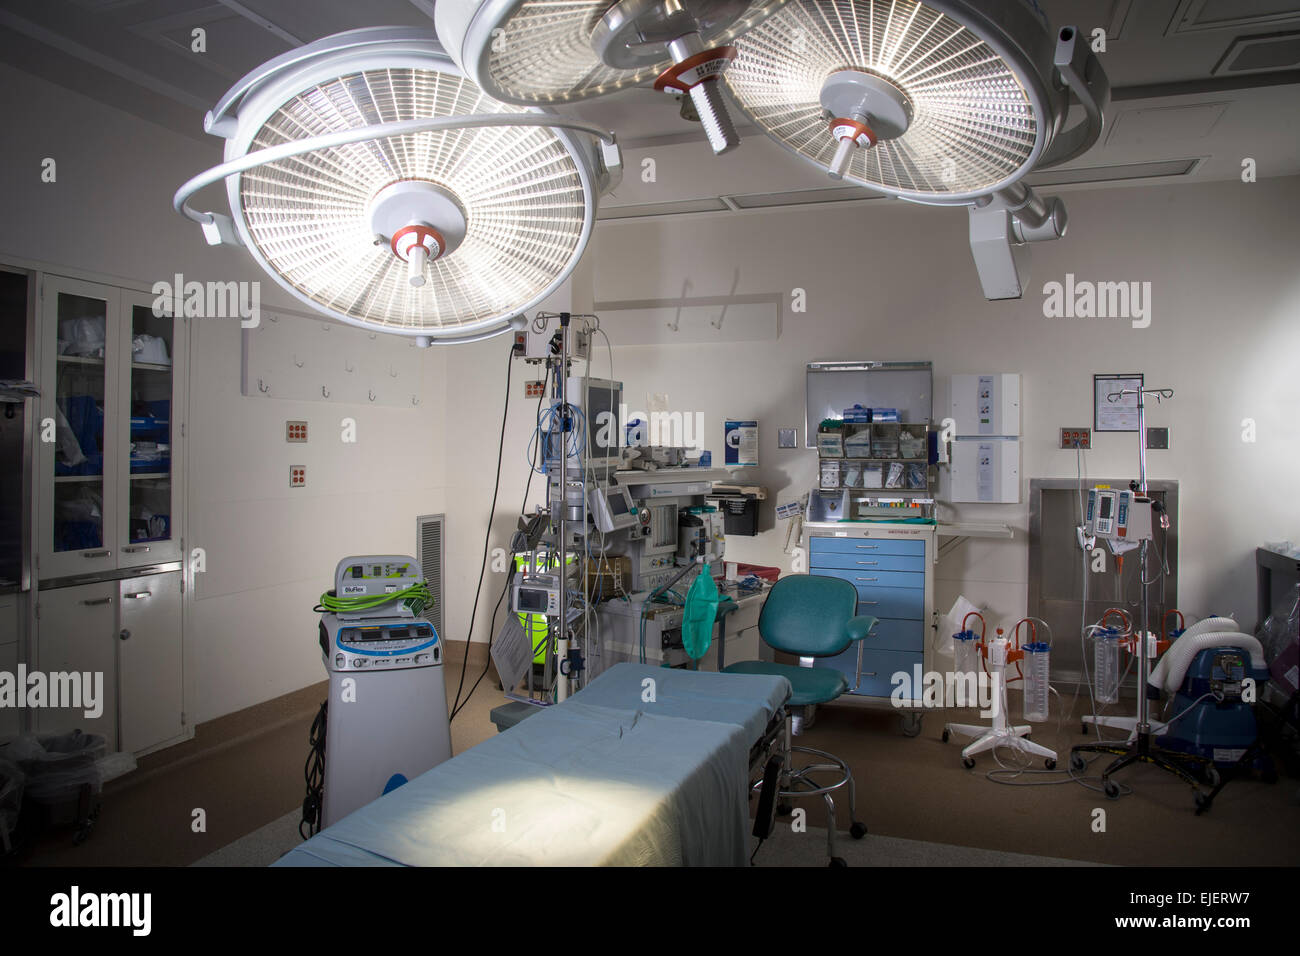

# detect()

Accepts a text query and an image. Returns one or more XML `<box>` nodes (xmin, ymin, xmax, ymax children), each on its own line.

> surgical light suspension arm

<box><xmin>1038</xmin><ymin>26</ymin><xmax>1111</xmax><ymax>169</ymax></box>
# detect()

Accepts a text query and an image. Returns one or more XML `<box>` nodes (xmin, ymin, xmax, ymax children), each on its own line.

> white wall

<box><xmin>0</xmin><ymin>64</ymin><xmax>450</xmax><ymax>723</ymax></box>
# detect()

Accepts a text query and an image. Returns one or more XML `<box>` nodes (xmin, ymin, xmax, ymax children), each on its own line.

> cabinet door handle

<box><xmin>119</xmin><ymin>629</ymin><xmax>131</xmax><ymax>641</ymax></box>
<box><xmin>123</xmin><ymin>545</ymin><xmax>151</xmax><ymax>554</ymax></box>
<box><xmin>123</xmin><ymin>591</ymin><xmax>151</xmax><ymax>600</ymax></box>
<box><xmin>83</xmin><ymin>550</ymin><xmax>112</xmax><ymax>558</ymax></box>
<box><xmin>82</xmin><ymin>597</ymin><xmax>113</xmax><ymax>607</ymax></box>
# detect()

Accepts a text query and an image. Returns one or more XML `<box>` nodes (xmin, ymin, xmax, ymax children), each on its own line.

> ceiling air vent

<box><xmin>1213</xmin><ymin>32</ymin><xmax>1300</xmax><ymax>74</ymax></box>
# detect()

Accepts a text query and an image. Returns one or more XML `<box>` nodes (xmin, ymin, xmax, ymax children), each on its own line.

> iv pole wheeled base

<box><xmin>1069</xmin><ymin>730</ymin><xmax>1212</xmax><ymax>809</ymax></box>
<box><xmin>945</xmin><ymin>721</ymin><xmax>1058</xmax><ymax>770</ymax></box>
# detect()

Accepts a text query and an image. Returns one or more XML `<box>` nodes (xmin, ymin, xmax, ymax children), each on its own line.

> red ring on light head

<box><xmin>391</xmin><ymin>224</ymin><xmax>446</xmax><ymax>262</ymax></box>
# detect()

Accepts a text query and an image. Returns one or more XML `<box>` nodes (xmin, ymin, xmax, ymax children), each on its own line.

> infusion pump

<box><xmin>1085</xmin><ymin>487</ymin><xmax>1153</xmax><ymax>542</ymax></box>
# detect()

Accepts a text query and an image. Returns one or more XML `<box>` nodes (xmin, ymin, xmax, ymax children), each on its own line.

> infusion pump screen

<box><xmin>518</xmin><ymin>589</ymin><xmax>548</xmax><ymax>612</ymax></box>
<box><xmin>1099</xmin><ymin>496</ymin><xmax>1113</xmax><ymax>518</ymax></box>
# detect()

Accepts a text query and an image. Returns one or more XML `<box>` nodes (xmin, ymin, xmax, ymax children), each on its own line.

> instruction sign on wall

<box><xmin>725</xmin><ymin>420</ymin><xmax>758</xmax><ymax>466</ymax></box>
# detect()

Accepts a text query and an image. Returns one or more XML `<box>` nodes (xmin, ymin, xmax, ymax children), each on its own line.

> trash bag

<box><xmin>1</xmin><ymin>731</ymin><xmax>107</xmax><ymax>804</ymax></box>
<box><xmin>682</xmin><ymin>565</ymin><xmax>721</xmax><ymax>661</ymax></box>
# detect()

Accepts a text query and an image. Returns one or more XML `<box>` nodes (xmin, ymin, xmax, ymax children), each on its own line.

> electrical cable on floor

<box><xmin>450</xmin><ymin>346</ymin><xmax>513</xmax><ymax>721</ymax></box>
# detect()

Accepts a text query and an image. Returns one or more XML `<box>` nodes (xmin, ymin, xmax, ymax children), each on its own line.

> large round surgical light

<box><xmin>436</xmin><ymin>0</ymin><xmax>791</xmax><ymax>154</ymax></box>
<box><xmin>725</xmin><ymin>0</ymin><xmax>1091</xmax><ymax>201</ymax></box>
<box><xmin>174</xmin><ymin>28</ymin><xmax>621</xmax><ymax>343</ymax></box>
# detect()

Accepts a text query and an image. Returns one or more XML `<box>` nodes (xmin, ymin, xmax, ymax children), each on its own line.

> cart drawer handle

<box><xmin>854</xmin><ymin>545</ymin><xmax>879</xmax><ymax>550</ymax></box>
<box><xmin>82</xmin><ymin>597</ymin><xmax>113</xmax><ymax>607</ymax></box>
<box><xmin>855</xmin><ymin>577</ymin><xmax>878</xmax><ymax>582</ymax></box>
<box><xmin>856</xmin><ymin>561</ymin><xmax>878</xmax><ymax>566</ymax></box>
<box><xmin>83</xmin><ymin>550</ymin><xmax>111</xmax><ymax>558</ymax></box>
<box><xmin>123</xmin><ymin>545</ymin><xmax>151</xmax><ymax>554</ymax></box>
<box><xmin>124</xmin><ymin>591</ymin><xmax>151</xmax><ymax>600</ymax></box>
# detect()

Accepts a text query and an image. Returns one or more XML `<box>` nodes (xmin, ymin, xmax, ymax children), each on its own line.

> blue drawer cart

<box><xmin>804</xmin><ymin>525</ymin><xmax>936</xmax><ymax>734</ymax></box>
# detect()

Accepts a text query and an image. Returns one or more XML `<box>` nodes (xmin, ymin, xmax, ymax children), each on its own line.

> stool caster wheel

<box><xmin>829</xmin><ymin>857</ymin><xmax>848</xmax><ymax>867</ymax></box>
<box><xmin>1044</xmin><ymin>758</ymin><xmax>1056</xmax><ymax>770</ymax></box>
<box><xmin>962</xmin><ymin>756</ymin><xmax>976</xmax><ymax>769</ymax></box>
<box><xmin>941</xmin><ymin>729</ymin><xmax>950</xmax><ymax>743</ymax></box>
<box><xmin>850</xmin><ymin>821</ymin><xmax>867</xmax><ymax>840</ymax></box>
<box><xmin>1081</xmin><ymin>721</ymin><xmax>1088</xmax><ymax>735</ymax></box>
<box><xmin>1104</xmin><ymin>779</ymin><xmax>1121</xmax><ymax>800</ymax></box>
<box><xmin>776</xmin><ymin>803</ymin><xmax>793</xmax><ymax>817</ymax></box>
<box><xmin>1069</xmin><ymin>753</ymin><xmax>1086</xmax><ymax>772</ymax></box>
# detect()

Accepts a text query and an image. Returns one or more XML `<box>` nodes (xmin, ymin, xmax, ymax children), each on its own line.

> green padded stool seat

<box><xmin>724</xmin><ymin>573</ymin><xmax>878</xmax><ymax>866</ymax></box>
<box><xmin>723</xmin><ymin>660</ymin><xmax>848</xmax><ymax>708</ymax></box>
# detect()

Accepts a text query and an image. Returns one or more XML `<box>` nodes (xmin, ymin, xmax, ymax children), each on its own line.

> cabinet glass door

<box><xmin>40</xmin><ymin>277</ymin><xmax>120</xmax><ymax>579</ymax></box>
<box><xmin>119</xmin><ymin>293</ymin><xmax>182</xmax><ymax>566</ymax></box>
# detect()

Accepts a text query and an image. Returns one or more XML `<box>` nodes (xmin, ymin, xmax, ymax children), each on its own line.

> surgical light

<box><xmin>723</xmin><ymin>0</ymin><xmax>1109</xmax><ymax>299</ymax></box>
<box><xmin>435</xmin><ymin>0</ymin><xmax>792</xmax><ymax>155</ymax></box>
<box><xmin>174</xmin><ymin>28</ymin><xmax>622</xmax><ymax>343</ymax></box>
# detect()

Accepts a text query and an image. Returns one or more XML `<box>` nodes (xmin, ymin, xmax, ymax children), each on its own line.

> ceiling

<box><xmin>2</xmin><ymin>0</ymin><xmax>1298</xmax><ymax>216</ymax></box>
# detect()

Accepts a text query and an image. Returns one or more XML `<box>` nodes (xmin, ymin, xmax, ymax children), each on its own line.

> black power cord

<box><xmin>450</xmin><ymin>346</ymin><xmax>515</xmax><ymax>721</ymax></box>
<box><xmin>300</xmin><ymin>700</ymin><xmax>327</xmax><ymax>840</ymax></box>
<box><xmin>451</xmin><ymin>362</ymin><xmax>551</xmax><ymax>721</ymax></box>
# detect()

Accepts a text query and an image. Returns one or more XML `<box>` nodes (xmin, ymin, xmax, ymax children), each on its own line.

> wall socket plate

<box><xmin>1060</xmin><ymin>427</ymin><xmax>1091</xmax><ymax>449</ymax></box>
<box><xmin>290</xmin><ymin>466</ymin><xmax>305</xmax><ymax>488</ymax></box>
<box><xmin>524</xmin><ymin>380</ymin><xmax>545</xmax><ymax>399</ymax></box>
<box><xmin>1146</xmin><ymin>426</ymin><xmax>1169</xmax><ymax>450</ymax></box>
<box><xmin>287</xmin><ymin>421</ymin><xmax>308</xmax><ymax>442</ymax></box>
<box><xmin>778</xmin><ymin>428</ymin><xmax>797</xmax><ymax>449</ymax></box>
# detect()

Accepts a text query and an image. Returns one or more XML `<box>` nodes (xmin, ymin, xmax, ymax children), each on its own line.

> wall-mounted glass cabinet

<box><xmin>38</xmin><ymin>276</ymin><xmax>186</xmax><ymax>581</ymax></box>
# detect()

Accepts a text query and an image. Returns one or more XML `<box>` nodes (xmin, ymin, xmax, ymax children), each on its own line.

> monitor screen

<box><xmin>608</xmin><ymin>491</ymin><xmax>629</xmax><ymax>515</ymax></box>
<box><xmin>578</xmin><ymin>378</ymin><xmax>621</xmax><ymax>461</ymax></box>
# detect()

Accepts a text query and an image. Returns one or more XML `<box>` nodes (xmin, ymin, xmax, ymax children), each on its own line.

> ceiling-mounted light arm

<box><xmin>967</xmin><ymin>183</ymin><xmax>1068</xmax><ymax>301</ymax></box>
<box><xmin>1037</xmin><ymin>25</ymin><xmax>1111</xmax><ymax>169</ymax></box>
<box><xmin>173</xmin><ymin>114</ymin><xmax>620</xmax><ymax>243</ymax></box>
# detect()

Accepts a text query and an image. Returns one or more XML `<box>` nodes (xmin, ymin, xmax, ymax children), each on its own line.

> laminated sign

<box><xmin>725</xmin><ymin>420</ymin><xmax>758</xmax><ymax>466</ymax></box>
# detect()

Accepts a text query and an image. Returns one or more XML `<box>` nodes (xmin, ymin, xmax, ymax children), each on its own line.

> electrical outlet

<box><xmin>525</xmin><ymin>380</ymin><xmax>545</xmax><ymax>399</ymax></box>
<box><xmin>287</xmin><ymin>421</ymin><xmax>308</xmax><ymax>442</ymax></box>
<box><xmin>290</xmin><ymin>466</ymin><xmax>306</xmax><ymax>488</ymax></box>
<box><xmin>1059</xmin><ymin>427</ymin><xmax>1091</xmax><ymax>449</ymax></box>
<box><xmin>778</xmin><ymin>428</ymin><xmax>797</xmax><ymax>449</ymax></box>
<box><xmin>1146</xmin><ymin>427</ymin><xmax>1169</xmax><ymax>450</ymax></box>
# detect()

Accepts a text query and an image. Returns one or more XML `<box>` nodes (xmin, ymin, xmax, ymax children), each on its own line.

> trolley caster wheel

<box><xmin>1103</xmin><ymin>779</ymin><xmax>1121</xmax><ymax>800</ymax></box>
<box><xmin>941</xmin><ymin>729</ymin><xmax>950</xmax><ymax>743</ymax></box>
<box><xmin>1069</xmin><ymin>753</ymin><xmax>1086</xmax><ymax>772</ymax></box>
<box><xmin>900</xmin><ymin>713</ymin><xmax>923</xmax><ymax>738</ymax></box>
<box><xmin>962</xmin><ymin>756</ymin><xmax>976</xmax><ymax>769</ymax></box>
<box><xmin>1203</xmin><ymin>766</ymin><xmax>1221</xmax><ymax>787</ymax></box>
<box><xmin>1044</xmin><ymin>758</ymin><xmax>1057</xmax><ymax>771</ymax></box>
<box><xmin>1194</xmin><ymin>791</ymin><xmax>1211</xmax><ymax>814</ymax></box>
<box><xmin>776</xmin><ymin>803</ymin><xmax>793</xmax><ymax>817</ymax></box>
<box><xmin>850</xmin><ymin>821</ymin><xmax>867</xmax><ymax>840</ymax></box>
<box><xmin>829</xmin><ymin>857</ymin><xmax>848</xmax><ymax>867</ymax></box>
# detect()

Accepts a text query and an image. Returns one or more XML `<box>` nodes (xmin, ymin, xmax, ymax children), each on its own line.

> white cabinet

<box><xmin>34</xmin><ymin>581</ymin><xmax>119</xmax><ymax>748</ymax></box>
<box><xmin>38</xmin><ymin>276</ymin><xmax>186</xmax><ymax>580</ymax></box>
<box><xmin>35</xmin><ymin>572</ymin><xmax>184</xmax><ymax>754</ymax></box>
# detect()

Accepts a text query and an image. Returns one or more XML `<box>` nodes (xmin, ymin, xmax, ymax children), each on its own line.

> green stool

<box><xmin>723</xmin><ymin>574</ymin><xmax>877</xmax><ymax>866</ymax></box>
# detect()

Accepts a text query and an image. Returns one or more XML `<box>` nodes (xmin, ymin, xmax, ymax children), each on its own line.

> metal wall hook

<box><xmin>344</xmin><ymin>359</ymin><xmax>354</xmax><ymax>373</ymax></box>
<box><xmin>258</xmin><ymin>379</ymin><xmax>270</xmax><ymax>393</ymax></box>
<box><xmin>322</xmin><ymin>385</ymin><xmax>330</xmax><ymax>398</ymax></box>
<box><xmin>388</xmin><ymin>364</ymin><xmax>398</xmax><ymax>378</ymax></box>
<box><xmin>368</xmin><ymin>389</ymin><xmax>376</xmax><ymax>402</ymax></box>
<box><xmin>412</xmin><ymin>395</ymin><xmax>420</xmax><ymax>406</ymax></box>
<box><xmin>293</xmin><ymin>354</ymin><xmax>304</xmax><ymax>368</ymax></box>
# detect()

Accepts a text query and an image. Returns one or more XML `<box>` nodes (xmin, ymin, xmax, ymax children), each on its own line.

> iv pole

<box><xmin>1069</xmin><ymin>386</ymin><xmax>1213</xmax><ymax>809</ymax></box>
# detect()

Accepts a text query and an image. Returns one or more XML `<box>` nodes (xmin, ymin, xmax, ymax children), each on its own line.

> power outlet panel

<box><xmin>1060</xmin><ymin>427</ymin><xmax>1091</xmax><ymax>449</ymax></box>
<box><xmin>525</xmin><ymin>380</ymin><xmax>546</xmax><ymax>399</ymax></box>
<box><xmin>290</xmin><ymin>466</ymin><xmax>306</xmax><ymax>488</ymax></box>
<box><xmin>287</xmin><ymin>421</ymin><xmax>308</xmax><ymax>442</ymax></box>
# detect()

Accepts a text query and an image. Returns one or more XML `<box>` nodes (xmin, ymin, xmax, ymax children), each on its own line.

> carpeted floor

<box><xmin>11</xmin><ymin>654</ymin><xmax>1300</xmax><ymax>867</ymax></box>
